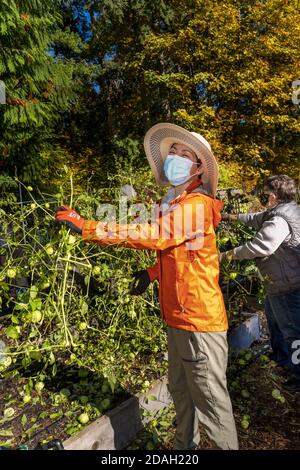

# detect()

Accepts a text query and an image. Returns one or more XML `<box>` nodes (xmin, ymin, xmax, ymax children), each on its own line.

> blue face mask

<box><xmin>164</xmin><ymin>154</ymin><xmax>199</xmax><ymax>186</ymax></box>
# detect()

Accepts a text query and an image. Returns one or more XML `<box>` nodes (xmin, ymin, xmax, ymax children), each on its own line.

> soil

<box><xmin>0</xmin><ymin>364</ymin><xmax>130</xmax><ymax>449</ymax></box>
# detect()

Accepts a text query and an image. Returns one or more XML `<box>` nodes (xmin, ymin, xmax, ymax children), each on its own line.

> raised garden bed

<box><xmin>64</xmin><ymin>377</ymin><xmax>171</xmax><ymax>450</ymax></box>
<box><xmin>0</xmin><ymin>311</ymin><xmax>261</xmax><ymax>450</ymax></box>
<box><xmin>0</xmin><ymin>185</ymin><xmax>266</xmax><ymax>449</ymax></box>
<box><xmin>63</xmin><ymin>313</ymin><xmax>261</xmax><ymax>450</ymax></box>
<box><xmin>228</xmin><ymin>313</ymin><xmax>261</xmax><ymax>352</ymax></box>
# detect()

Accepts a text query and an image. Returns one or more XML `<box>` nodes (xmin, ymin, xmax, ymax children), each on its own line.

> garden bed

<box><xmin>228</xmin><ymin>312</ymin><xmax>261</xmax><ymax>352</ymax></box>
<box><xmin>0</xmin><ymin>185</ymin><xmax>267</xmax><ymax>449</ymax></box>
<box><xmin>64</xmin><ymin>377</ymin><xmax>171</xmax><ymax>450</ymax></box>
<box><xmin>127</xmin><ymin>350</ymin><xmax>300</xmax><ymax>450</ymax></box>
<box><xmin>63</xmin><ymin>312</ymin><xmax>262</xmax><ymax>450</ymax></box>
<box><xmin>0</xmin><ymin>310</ymin><xmax>261</xmax><ymax>450</ymax></box>
<box><xmin>0</xmin><ymin>350</ymin><xmax>168</xmax><ymax>449</ymax></box>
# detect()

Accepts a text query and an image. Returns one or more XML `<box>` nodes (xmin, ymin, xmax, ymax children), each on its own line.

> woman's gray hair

<box><xmin>265</xmin><ymin>175</ymin><xmax>297</xmax><ymax>202</ymax></box>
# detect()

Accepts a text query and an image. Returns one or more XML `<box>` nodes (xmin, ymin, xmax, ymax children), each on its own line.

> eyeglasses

<box><xmin>259</xmin><ymin>192</ymin><xmax>272</xmax><ymax>205</ymax></box>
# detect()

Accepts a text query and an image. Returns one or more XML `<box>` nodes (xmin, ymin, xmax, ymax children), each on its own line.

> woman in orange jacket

<box><xmin>55</xmin><ymin>123</ymin><xmax>238</xmax><ymax>450</ymax></box>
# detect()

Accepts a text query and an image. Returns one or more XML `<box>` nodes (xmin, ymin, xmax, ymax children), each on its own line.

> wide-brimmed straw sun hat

<box><xmin>144</xmin><ymin>123</ymin><xmax>218</xmax><ymax>196</ymax></box>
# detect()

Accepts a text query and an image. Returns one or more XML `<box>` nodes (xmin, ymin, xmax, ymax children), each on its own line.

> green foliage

<box><xmin>0</xmin><ymin>0</ymin><xmax>87</xmax><ymax>182</ymax></box>
<box><xmin>1</xmin><ymin>0</ymin><xmax>299</xmax><ymax>187</ymax></box>
<box><xmin>70</xmin><ymin>0</ymin><xmax>300</xmax><ymax>186</ymax></box>
<box><xmin>0</xmin><ymin>180</ymin><xmax>166</xmax><ymax>388</ymax></box>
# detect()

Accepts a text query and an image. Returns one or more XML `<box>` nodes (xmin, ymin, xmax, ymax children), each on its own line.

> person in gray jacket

<box><xmin>220</xmin><ymin>175</ymin><xmax>300</xmax><ymax>393</ymax></box>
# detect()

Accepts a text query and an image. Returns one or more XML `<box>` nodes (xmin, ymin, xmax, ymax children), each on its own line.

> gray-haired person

<box><xmin>221</xmin><ymin>175</ymin><xmax>300</xmax><ymax>393</ymax></box>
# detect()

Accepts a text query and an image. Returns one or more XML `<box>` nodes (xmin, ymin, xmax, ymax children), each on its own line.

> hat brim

<box><xmin>144</xmin><ymin>123</ymin><xmax>218</xmax><ymax>196</ymax></box>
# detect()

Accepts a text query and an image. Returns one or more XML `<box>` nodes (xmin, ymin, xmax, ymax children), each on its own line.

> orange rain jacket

<box><xmin>82</xmin><ymin>180</ymin><xmax>228</xmax><ymax>332</ymax></box>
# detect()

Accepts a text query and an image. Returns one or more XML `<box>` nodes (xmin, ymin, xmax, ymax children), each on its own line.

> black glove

<box><xmin>129</xmin><ymin>270</ymin><xmax>151</xmax><ymax>295</ymax></box>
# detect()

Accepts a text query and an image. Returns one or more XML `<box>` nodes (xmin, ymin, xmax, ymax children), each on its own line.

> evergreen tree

<box><xmin>1</xmin><ymin>0</ymin><xmax>299</xmax><ymax>185</ymax></box>
<box><xmin>61</xmin><ymin>0</ymin><xmax>176</xmax><ymax>177</ymax></box>
<box><xmin>0</xmin><ymin>0</ymin><xmax>84</xmax><ymax>182</ymax></box>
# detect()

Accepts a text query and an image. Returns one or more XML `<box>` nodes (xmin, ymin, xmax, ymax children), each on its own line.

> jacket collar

<box><xmin>170</xmin><ymin>179</ymin><xmax>223</xmax><ymax>228</ymax></box>
<box><xmin>173</xmin><ymin>179</ymin><xmax>204</xmax><ymax>204</ymax></box>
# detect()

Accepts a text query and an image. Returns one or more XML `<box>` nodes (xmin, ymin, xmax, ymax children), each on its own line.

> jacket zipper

<box><xmin>159</xmin><ymin>250</ymin><xmax>165</xmax><ymax>321</ymax></box>
<box><xmin>175</xmin><ymin>277</ymin><xmax>185</xmax><ymax>313</ymax></box>
<box><xmin>175</xmin><ymin>249</ymin><xmax>185</xmax><ymax>313</ymax></box>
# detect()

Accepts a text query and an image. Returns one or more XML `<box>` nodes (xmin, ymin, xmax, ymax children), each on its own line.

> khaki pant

<box><xmin>167</xmin><ymin>326</ymin><xmax>238</xmax><ymax>450</ymax></box>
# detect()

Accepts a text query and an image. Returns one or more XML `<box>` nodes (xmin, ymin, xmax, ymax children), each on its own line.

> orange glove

<box><xmin>54</xmin><ymin>205</ymin><xmax>85</xmax><ymax>234</ymax></box>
